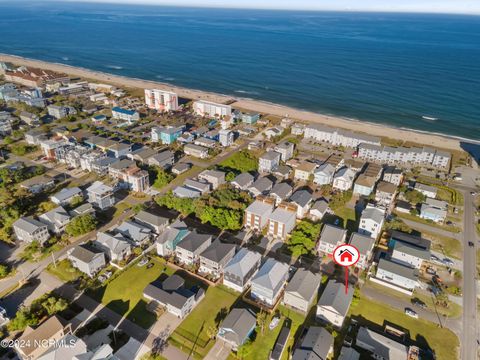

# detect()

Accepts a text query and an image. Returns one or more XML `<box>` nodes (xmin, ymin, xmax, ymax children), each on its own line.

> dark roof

<box><xmin>135</xmin><ymin>210</ymin><xmax>169</xmax><ymax>227</ymax></box>
<box><xmin>69</xmin><ymin>244</ymin><xmax>103</xmax><ymax>263</ymax></box>
<box><xmin>200</xmin><ymin>241</ymin><xmax>236</xmax><ymax>263</ymax></box>
<box><xmin>317</xmin><ymin>281</ymin><xmax>354</xmax><ymax>317</ymax></box>
<box><xmin>390</xmin><ymin>231</ymin><xmax>431</xmax><ymax>251</ymax></box>
<box><xmin>219</xmin><ymin>308</ymin><xmax>256</xmax><ymax>347</ymax></box>
<box><xmin>290</xmin><ymin>189</ymin><xmax>313</xmax><ymax>207</ymax></box>
<box><xmin>177</xmin><ymin>232</ymin><xmax>212</xmax><ymax>252</ymax></box>
<box><xmin>143</xmin><ymin>275</ymin><xmax>195</xmax><ymax>310</ymax></box>
<box><xmin>293</xmin><ymin>327</ymin><xmax>333</xmax><ymax>360</ymax></box>
<box><xmin>271</xmin><ymin>325</ymin><xmax>291</xmax><ymax>360</ymax></box>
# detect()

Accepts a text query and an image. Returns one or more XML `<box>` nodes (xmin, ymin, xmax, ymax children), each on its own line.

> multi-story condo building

<box><xmin>145</xmin><ymin>89</ymin><xmax>179</xmax><ymax>112</ymax></box>
<box><xmin>111</xmin><ymin>107</ymin><xmax>140</xmax><ymax>123</ymax></box>
<box><xmin>193</xmin><ymin>100</ymin><xmax>231</xmax><ymax>118</ymax></box>
<box><xmin>304</xmin><ymin>124</ymin><xmax>381</xmax><ymax>148</ymax></box>
<box><xmin>108</xmin><ymin>159</ymin><xmax>149</xmax><ymax>193</ymax></box>
<box><xmin>357</xmin><ymin>144</ymin><xmax>451</xmax><ymax>169</ymax></box>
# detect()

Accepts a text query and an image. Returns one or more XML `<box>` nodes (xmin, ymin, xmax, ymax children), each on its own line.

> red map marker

<box><xmin>332</xmin><ymin>244</ymin><xmax>360</xmax><ymax>294</ymax></box>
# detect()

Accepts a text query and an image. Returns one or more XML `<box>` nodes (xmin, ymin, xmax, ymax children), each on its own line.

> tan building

<box><xmin>14</xmin><ymin>316</ymin><xmax>71</xmax><ymax>360</ymax></box>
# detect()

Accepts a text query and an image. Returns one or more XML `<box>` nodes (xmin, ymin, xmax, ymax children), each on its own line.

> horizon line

<box><xmin>3</xmin><ymin>0</ymin><xmax>480</xmax><ymax>16</ymax></box>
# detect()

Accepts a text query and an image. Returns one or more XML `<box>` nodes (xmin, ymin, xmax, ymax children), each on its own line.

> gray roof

<box><xmin>177</xmin><ymin>232</ymin><xmax>212</xmax><ymax>252</ymax></box>
<box><xmin>290</xmin><ymin>190</ymin><xmax>313</xmax><ymax>207</ymax></box>
<box><xmin>420</xmin><ymin>203</ymin><xmax>447</xmax><ymax>218</ymax></box>
<box><xmin>349</xmin><ymin>233</ymin><xmax>375</xmax><ymax>256</ymax></box>
<box><xmin>415</xmin><ymin>183</ymin><xmax>437</xmax><ymax>194</ymax></box>
<box><xmin>245</xmin><ymin>200</ymin><xmax>274</xmax><ymax>217</ymax></box>
<box><xmin>377</xmin><ymin>258</ymin><xmax>419</xmax><ymax>281</ymax></box>
<box><xmin>319</xmin><ymin>225</ymin><xmax>346</xmax><ymax>245</ymax></box>
<box><xmin>149</xmin><ymin>150</ymin><xmax>174</xmax><ymax>163</ymax></box>
<box><xmin>285</xmin><ymin>269</ymin><xmax>321</xmax><ymax>301</ymax></box>
<box><xmin>270</xmin><ymin>182</ymin><xmax>293</xmax><ymax>199</ymax></box>
<box><xmin>393</xmin><ymin>241</ymin><xmax>430</xmax><ymax>260</ymax></box>
<box><xmin>356</xmin><ymin>327</ymin><xmax>408</xmax><ymax>360</ymax></box>
<box><xmin>200</xmin><ymin>241</ymin><xmax>236</xmax><ymax>263</ymax></box>
<box><xmin>135</xmin><ymin>210</ymin><xmax>169</xmax><ymax>227</ymax></box>
<box><xmin>39</xmin><ymin>206</ymin><xmax>71</xmax><ymax>226</ymax></box>
<box><xmin>338</xmin><ymin>347</ymin><xmax>360</xmax><ymax>360</ymax></box>
<box><xmin>232</xmin><ymin>173</ymin><xmax>255</xmax><ymax>188</ymax></box>
<box><xmin>70</xmin><ymin>203</ymin><xmax>95</xmax><ymax>216</ymax></box>
<box><xmin>261</xmin><ymin>150</ymin><xmax>281</xmax><ymax>161</ymax></box>
<box><xmin>293</xmin><ymin>327</ymin><xmax>333</xmax><ymax>360</ymax></box>
<box><xmin>109</xmin><ymin>159</ymin><xmax>135</xmax><ymax>170</ymax></box>
<box><xmin>51</xmin><ymin>187</ymin><xmax>82</xmax><ymax>202</ymax></box>
<box><xmin>424</xmin><ymin>197</ymin><xmax>448</xmax><ymax>210</ymax></box>
<box><xmin>143</xmin><ymin>275</ymin><xmax>196</xmax><ymax>310</ymax></box>
<box><xmin>115</xmin><ymin>221</ymin><xmax>151</xmax><ymax>242</ymax></box>
<box><xmin>224</xmin><ymin>248</ymin><xmax>262</xmax><ymax>278</ymax></box>
<box><xmin>13</xmin><ymin>217</ymin><xmax>47</xmax><ymax>234</ymax></box>
<box><xmin>361</xmin><ymin>206</ymin><xmax>385</xmax><ymax>224</ymax></box>
<box><xmin>69</xmin><ymin>244</ymin><xmax>104</xmax><ymax>263</ymax></box>
<box><xmin>251</xmin><ymin>258</ymin><xmax>289</xmax><ymax>290</ymax></box>
<box><xmin>315</xmin><ymin>163</ymin><xmax>335</xmax><ymax>176</ymax></box>
<box><xmin>87</xmin><ymin>181</ymin><xmax>113</xmax><ymax>195</ymax></box>
<box><xmin>131</xmin><ymin>147</ymin><xmax>157</xmax><ymax>160</ymax></box>
<box><xmin>390</xmin><ymin>231</ymin><xmax>431</xmax><ymax>251</ymax></box>
<box><xmin>269</xmin><ymin>207</ymin><xmax>297</xmax><ymax>224</ymax></box>
<box><xmin>376</xmin><ymin>181</ymin><xmax>397</xmax><ymax>194</ymax></box>
<box><xmin>156</xmin><ymin>220</ymin><xmax>189</xmax><ymax>245</ymax></box>
<box><xmin>218</xmin><ymin>308</ymin><xmax>256</xmax><ymax>347</ymax></box>
<box><xmin>317</xmin><ymin>281</ymin><xmax>353</xmax><ymax>317</ymax></box>
<box><xmin>311</xmin><ymin>199</ymin><xmax>329</xmax><ymax>214</ymax></box>
<box><xmin>250</xmin><ymin>177</ymin><xmax>273</xmax><ymax>193</ymax></box>
<box><xmin>96</xmin><ymin>232</ymin><xmax>131</xmax><ymax>255</ymax></box>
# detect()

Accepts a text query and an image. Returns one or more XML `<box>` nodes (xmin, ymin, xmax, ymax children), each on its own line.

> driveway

<box><xmin>204</xmin><ymin>340</ymin><xmax>231</xmax><ymax>360</ymax></box>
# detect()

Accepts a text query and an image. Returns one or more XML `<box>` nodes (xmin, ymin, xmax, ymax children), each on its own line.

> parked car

<box><xmin>146</xmin><ymin>263</ymin><xmax>154</xmax><ymax>269</ymax></box>
<box><xmin>442</xmin><ymin>258</ymin><xmax>454</xmax><ymax>266</ymax></box>
<box><xmin>430</xmin><ymin>254</ymin><xmax>440</xmax><ymax>262</ymax></box>
<box><xmin>412</xmin><ymin>299</ymin><xmax>427</xmax><ymax>309</ymax></box>
<box><xmin>426</xmin><ymin>267</ymin><xmax>436</xmax><ymax>275</ymax></box>
<box><xmin>468</xmin><ymin>241</ymin><xmax>474</xmax><ymax>247</ymax></box>
<box><xmin>137</xmin><ymin>258</ymin><xmax>148</xmax><ymax>267</ymax></box>
<box><xmin>405</xmin><ymin>308</ymin><xmax>418</xmax><ymax>319</ymax></box>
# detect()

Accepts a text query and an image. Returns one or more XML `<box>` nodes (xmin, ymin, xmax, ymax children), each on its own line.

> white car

<box><xmin>137</xmin><ymin>258</ymin><xmax>148</xmax><ymax>267</ymax></box>
<box><xmin>405</xmin><ymin>308</ymin><xmax>418</xmax><ymax>319</ymax></box>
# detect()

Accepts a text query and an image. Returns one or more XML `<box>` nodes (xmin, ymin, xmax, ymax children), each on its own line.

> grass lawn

<box><xmin>113</xmin><ymin>201</ymin><xmax>133</xmax><ymax>217</ymax></box>
<box><xmin>395</xmin><ymin>212</ymin><xmax>461</xmax><ymax>233</ymax></box>
<box><xmin>349</xmin><ymin>297</ymin><xmax>459</xmax><ymax>360</ymax></box>
<box><xmin>229</xmin><ymin>306</ymin><xmax>307</xmax><ymax>360</ymax></box>
<box><xmin>218</xmin><ymin>150</ymin><xmax>259</xmax><ymax>173</ymax></box>
<box><xmin>324</xmin><ymin>206</ymin><xmax>357</xmax><ymax>233</ymax></box>
<box><xmin>47</xmin><ymin>259</ymin><xmax>83</xmax><ymax>283</ymax></box>
<box><xmin>420</xmin><ymin>231</ymin><xmax>462</xmax><ymax>259</ymax></box>
<box><xmin>364</xmin><ymin>281</ymin><xmax>461</xmax><ymax>318</ymax></box>
<box><xmin>169</xmin><ymin>285</ymin><xmax>241</xmax><ymax>359</ymax></box>
<box><xmin>88</xmin><ymin>257</ymin><xmax>174</xmax><ymax>329</ymax></box>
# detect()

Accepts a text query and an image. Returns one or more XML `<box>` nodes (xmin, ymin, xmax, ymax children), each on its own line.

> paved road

<box><xmin>400</xmin><ymin>218</ymin><xmax>462</xmax><ymax>240</ymax></box>
<box><xmin>0</xmin><ymin>207</ymin><xmax>134</xmax><ymax>298</ymax></box>
<box><xmin>362</xmin><ymin>285</ymin><xmax>462</xmax><ymax>333</ymax></box>
<box><xmin>460</xmin><ymin>191</ymin><xmax>478</xmax><ymax>360</ymax></box>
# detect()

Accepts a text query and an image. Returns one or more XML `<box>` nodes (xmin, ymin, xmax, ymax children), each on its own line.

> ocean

<box><xmin>1</xmin><ymin>2</ymin><xmax>479</xmax><ymax>140</ymax></box>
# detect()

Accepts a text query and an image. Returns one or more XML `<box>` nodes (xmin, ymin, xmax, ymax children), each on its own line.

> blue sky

<box><xmin>58</xmin><ymin>0</ymin><xmax>480</xmax><ymax>14</ymax></box>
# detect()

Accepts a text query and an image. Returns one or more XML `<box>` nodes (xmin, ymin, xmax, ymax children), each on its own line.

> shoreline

<box><xmin>0</xmin><ymin>53</ymin><xmax>474</xmax><ymax>152</ymax></box>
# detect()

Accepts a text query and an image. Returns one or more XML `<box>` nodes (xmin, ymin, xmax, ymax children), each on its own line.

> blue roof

<box><xmin>112</xmin><ymin>107</ymin><xmax>136</xmax><ymax>116</ymax></box>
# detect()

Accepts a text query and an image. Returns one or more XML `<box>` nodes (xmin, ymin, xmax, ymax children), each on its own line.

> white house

<box><xmin>317</xmin><ymin>225</ymin><xmax>347</xmax><ymax>255</ymax></box>
<box><xmin>358</xmin><ymin>205</ymin><xmax>385</xmax><ymax>239</ymax></box>
<box><xmin>283</xmin><ymin>269</ymin><xmax>321</xmax><ymax>313</ymax></box>
<box><xmin>244</xmin><ymin>198</ymin><xmax>275</xmax><ymax>232</ymax></box>
<box><xmin>250</xmin><ymin>258</ymin><xmax>289</xmax><ymax>307</ymax></box>
<box><xmin>333</xmin><ymin>167</ymin><xmax>356</xmax><ymax>191</ymax></box>
<box><xmin>68</xmin><ymin>244</ymin><xmax>106</xmax><ymax>278</ymax></box>
<box><xmin>375</xmin><ymin>258</ymin><xmax>419</xmax><ymax>294</ymax></box>
<box><xmin>414</xmin><ymin>183</ymin><xmax>437</xmax><ymax>198</ymax></box>
<box><xmin>348</xmin><ymin>233</ymin><xmax>376</xmax><ymax>270</ymax></box>
<box><xmin>258</xmin><ymin>151</ymin><xmax>281</xmax><ymax>173</ymax></box>
<box><xmin>313</xmin><ymin>163</ymin><xmax>335</xmax><ymax>186</ymax></box>
<box><xmin>316</xmin><ymin>281</ymin><xmax>354</xmax><ymax>328</ymax></box>
<box><xmin>391</xmin><ymin>241</ymin><xmax>430</xmax><ymax>269</ymax></box>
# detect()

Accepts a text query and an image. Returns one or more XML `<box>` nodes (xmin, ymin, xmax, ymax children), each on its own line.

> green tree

<box><xmin>256</xmin><ymin>310</ymin><xmax>268</xmax><ymax>335</ymax></box>
<box><xmin>7</xmin><ymin>307</ymin><xmax>39</xmax><ymax>332</ymax></box>
<box><xmin>0</xmin><ymin>264</ymin><xmax>10</xmax><ymax>278</ymax></box>
<box><xmin>404</xmin><ymin>189</ymin><xmax>426</xmax><ymax>205</ymax></box>
<box><xmin>225</xmin><ymin>171</ymin><xmax>235</xmax><ymax>182</ymax></box>
<box><xmin>156</xmin><ymin>191</ymin><xmax>195</xmax><ymax>216</ymax></box>
<box><xmin>41</xmin><ymin>296</ymin><xmax>68</xmax><ymax>316</ymax></box>
<box><xmin>65</xmin><ymin>214</ymin><xmax>97</xmax><ymax>237</ymax></box>
<box><xmin>152</xmin><ymin>168</ymin><xmax>175</xmax><ymax>189</ymax></box>
<box><xmin>286</xmin><ymin>221</ymin><xmax>321</xmax><ymax>257</ymax></box>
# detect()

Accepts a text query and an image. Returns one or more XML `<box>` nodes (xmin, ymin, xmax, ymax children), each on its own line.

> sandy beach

<box><xmin>0</xmin><ymin>53</ymin><xmax>468</xmax><ymax>152</ymax></box>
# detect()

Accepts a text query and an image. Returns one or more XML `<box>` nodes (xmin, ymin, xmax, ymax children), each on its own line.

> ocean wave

<box><xmin>235</xmin><ymin>89</ymin><xmax>260</xmax><ymax>95</ymax></box>
<box><xmin>164</xmin><ymin>77</ymin><xmax>175</xmax><ymax>81</ymax></box>
<box><xmin>106</xmin><ymin>65</ymin><xmax>123</xmax><ymax>70</ymax></box>
<box><xmin>61</xmin><ymin>56</ymin><xmax>69</xmax><ymax>61</ymax></box>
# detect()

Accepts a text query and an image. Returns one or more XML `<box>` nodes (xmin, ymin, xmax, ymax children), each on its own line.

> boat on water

<box><xmin>422</xmin><ymin>116</ymin><xmax>438</xmax><ymax>121</ymax></box>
